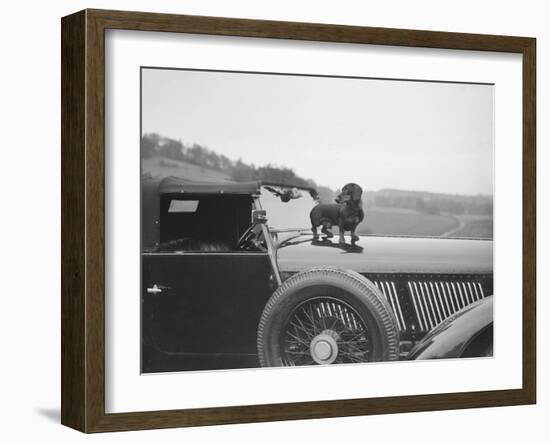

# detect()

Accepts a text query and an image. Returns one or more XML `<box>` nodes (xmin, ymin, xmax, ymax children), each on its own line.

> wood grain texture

<box><xmin>522</xmin><ymin>39</ymin><xmax>536</xmax><ymax>403</ymax></box>
<box><xmin>61</xmin><ymin>10</ymin><xmax>86</xmax><ymax>432</ymax></box>
<box><xmin>85</xmin><ymin>9</ymin><xmax>107</xmax><ymax>433</ymax></box>
<box><xmin>60</xmin><ymin>8</ymin><xmax>537</xmax><ymax>433</ymax></box>
<box><xmin>89</xmin><ymin>8</ymin><xmax>533</xmax><ymax>52</ymax></box>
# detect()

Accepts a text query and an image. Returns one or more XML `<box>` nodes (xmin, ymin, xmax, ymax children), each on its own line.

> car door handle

<box><xmin>146</xmin><ymin>284</ymin><xmax>171</xmax><ymax>295</ymax></box>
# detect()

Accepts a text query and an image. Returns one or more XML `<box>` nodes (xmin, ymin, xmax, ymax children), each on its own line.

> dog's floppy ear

<box><xmin>346</xmin><ymin>183</ymin><xmax>363</xmax><ymax>201</ymax></box>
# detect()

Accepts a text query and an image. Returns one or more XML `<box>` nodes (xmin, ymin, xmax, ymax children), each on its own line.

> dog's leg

<box><xmin>321</xmin><ymin>222</ymin><xmax>333</xmax><ymax>238</ymax></box>
<box><xmin>339</xmin><ymin>225</ymin><xmax>346</xmax><ymax>244</ymax></box>
<box><xmin>312</xmin><ymin>224</ymin><xmax>319</xmax><ymax>240</ymax></box>
<box><xmin>351</xmin><ymin>226</ymin><xmax>359</xmax><ymax>245</ymax></box>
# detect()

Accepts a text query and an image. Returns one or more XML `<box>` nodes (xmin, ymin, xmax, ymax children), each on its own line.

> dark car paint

<box><xmin>406</xmin><ymin>296</ymin><xmax>493</xmax><ymax>360</ymax></box>
<box><xmin>141</xmin><ymin>252</ymin><xmax>274</xmax><ymax>372</ymax></box>
<box><xmin>276</xmin><ymin>233</ymin><xmax>493</xmax><ymax>275</ymax></box>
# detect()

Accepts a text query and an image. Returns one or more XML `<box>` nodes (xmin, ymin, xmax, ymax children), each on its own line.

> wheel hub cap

<box><xmin>310</xmin><ymin>331</ymin><xmax>339</xmax><ymax>364</ymax></box>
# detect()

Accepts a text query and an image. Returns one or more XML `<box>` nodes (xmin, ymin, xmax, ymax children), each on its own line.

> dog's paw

<box><xmin>352</xmin><ymin>235</ymin><xmax>360</xmax><ymax>242</ymax></box>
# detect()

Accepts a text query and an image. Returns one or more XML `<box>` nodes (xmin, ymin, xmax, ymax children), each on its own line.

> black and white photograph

<box><xmin>1</xmin><ymin>0</ymin><xmax>544</xmax><ymax>438</ymax></box>
<box><xmin>140</xmin><ymin>67</ymin><xmax>494</xmax><ymax>374</ymax></box>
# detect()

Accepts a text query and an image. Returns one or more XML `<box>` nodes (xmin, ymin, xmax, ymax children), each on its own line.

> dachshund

<box><xmin>309</xmin><ymin>183</ymin><xmax>364</xmax><ymax>245</ymax></box>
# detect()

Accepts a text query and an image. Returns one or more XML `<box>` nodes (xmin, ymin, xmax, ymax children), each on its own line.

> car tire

<box><xmin>257</xmin><ymin>268</ymin><xmax>400</xmax><ymax>367</ymax></box>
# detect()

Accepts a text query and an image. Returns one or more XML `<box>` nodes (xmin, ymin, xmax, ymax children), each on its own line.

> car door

<box><xmin>141</xmin><ymin>250</ymin><xmax>274</xmax><ymax>369</ymax></box>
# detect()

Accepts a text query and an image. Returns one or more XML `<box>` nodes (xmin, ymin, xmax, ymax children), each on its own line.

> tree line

<box><xmin>369</xmin><ymin>189</ymin><xmax>492</xmax><ymax>215</ymax></box>
<box><xmin>142</xmin><ymin>133</ymin><xmax>335</xmax><ymax>202</ymax></box>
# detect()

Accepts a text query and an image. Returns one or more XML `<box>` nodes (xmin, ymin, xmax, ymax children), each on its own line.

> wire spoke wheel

<box><xmin>257</xmin><ymin>269</ymin><xmax>400</xmax><ymax>367</ymax></box>
<box><xmin>281</xmin><ymin>297</ymin><xmax>372</xmax><ymax>366</ymax></box>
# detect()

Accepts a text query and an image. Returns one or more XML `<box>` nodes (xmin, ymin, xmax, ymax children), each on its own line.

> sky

<box><xmin>142</xmin><ymin>68</ymin><xmax>494</xmax><ymax>195</ymax></box>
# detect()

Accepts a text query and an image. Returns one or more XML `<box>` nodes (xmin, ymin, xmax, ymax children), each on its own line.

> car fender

<box><xmin>407</xmin><ymin>296</ymin><xmax>493</xmax><ymax>360</ymax></box>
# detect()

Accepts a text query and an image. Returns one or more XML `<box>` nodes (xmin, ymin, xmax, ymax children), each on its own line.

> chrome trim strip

<box><xmin>424</xmin><ymin>282</ymin><xmax>435</xmax><ymax>324</ymax></box>
<box><xmin>376</xmin><ymin>281</ymin><xmax>390</xmax><ymax>303</ymax></box>
<box><xmin>461</xmin><ymin>282</ymin><xmax>474</xmax><ymax>305</ymax></box>
<box><xmin>408</xmin><ymin>281</ymin><xmax>426</xmax><ymax>332</ymax></box>
<box><xmin>477</xmin><ymin>282</ymin><xmax>485</xmax><ymax>298</ymax></box>
<box><xmin>457</xmin><ymin>282</ymin><xmax>467</xmax><ymax>307</ymax></box>
<box><xmin>410</xmin><ymin>282</ymin><xmax>422</xmax><ymax>330</ymax></box>
<box><xmin>436</xmin><ymin>281</ymin><xmax>452</xmax><ymax>318</ymax></box>
<box><xmin>459</xmin><ymin>282</ymin><xmax>468</xmax><ymax>304</ymax></box>
<box><xmin>429</xmin><ymin>281</ymin><xmax>443</xmax><ymax>324</ymax></box>
<box><xmin>472</xmin><ymin>282</ymin><xmax>481</xmax><ymax>301</ymax></box>
<box><xmin>449</xmin><ymin>282</ymin><xmax>461</xmax><ymax>311</ymax></box>
<box><xmin>383</xmin><ymin>281</ymin><xmax>400</xmax><ymax>331</ymax></box>
<box><xmin>451</xmin><ymin>282</ymin><xmax>462</xmax><ymax>310</ymax></box>
<box><xmin>391</xmin><ymin>281</ymin><xmax>406</xmax><ymax>331</ymax></box>
<box><xmin>466</xmin><ymin>282</ymin><xmax>477</xmax><ymax>302</ymax></box>
<box><xmin>416</xmin><ymin>282</ymin><xmax>431</xmax><ymax>331</ymax></box>
<box><xmin>377</xmin><ymin>281</ymin><xmax>398</xmax><ymax>331</ymax></box>
<box><xmin>473</xmin><ymin>282</ymin><xmax>480</xmax><ymax>301</ymax></box>
<box><xmin>422</xmin><ymin>282</ymin><xmax>438</xmax><ymax>327</ymax></box>
<box><xmin>419</xmin><ymin>282</ymin><xmax>435</xmax><ymax>329</ymax></box>
<box><xmin>412</xmin><ymin>282</ymin><xmax>427</xmax><ymax>331</ymax></box>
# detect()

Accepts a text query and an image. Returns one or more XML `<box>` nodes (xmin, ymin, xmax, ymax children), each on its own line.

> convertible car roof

<box><xmin>158</xmin><ymin>176</ymin><xmax>261</xmax><ymax>195</ymax></box>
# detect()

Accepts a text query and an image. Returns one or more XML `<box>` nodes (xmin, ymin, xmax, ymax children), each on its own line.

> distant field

<box><xmin>358</xmin><ymin>207</ymin><xmax>493</xmax><ymax>239</ymax></box>
<box><xmin>142</xmin><ymin>157</ymin><xmax>231</xmax><ymax>182</ymax></box>
<box><xmin>358</xmin><ymin>207</ymin><xmax>457</xmax><ymax>236</ymax></box>
<box><xmin>446</xmin><ymin>214</ymin><xmax>493</xmax><ymax>239</ymax></box>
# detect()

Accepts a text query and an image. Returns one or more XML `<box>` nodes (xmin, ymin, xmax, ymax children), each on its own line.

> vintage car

<box><xmin>141</xmin><ymin>177</ymin><xmax>493</xmax><ymax>373</ymax></box>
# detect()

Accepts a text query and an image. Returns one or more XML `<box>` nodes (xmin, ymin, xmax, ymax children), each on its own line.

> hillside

<box><xmin>142</xmin><ymin>157</ymin><xmax>231</xmax><ymax>182</ymax></box>
<box><xmin>356</xmin><ymin>207</ymin><xmax>492</xmax><ymax>239</ymax></box>
<box><xmin>364</xmin><ymin>188</ymin><xmax>493</xmax><ymax>216</ymax></box>
<box><xmin>141</xmin><ymin>133</ymin><xmax>335</xmax><ymax>202</ymax></box>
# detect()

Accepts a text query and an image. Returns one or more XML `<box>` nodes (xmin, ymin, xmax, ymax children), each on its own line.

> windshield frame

<box><xmin>257</xmin><ymin>184</ymin><xmax>319</xmax><ymax>233</ymax></box>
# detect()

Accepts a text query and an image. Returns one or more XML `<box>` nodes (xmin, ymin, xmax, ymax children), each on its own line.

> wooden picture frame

<box><xmin>61</xmin><ymin>8</ymin><xmax>536</xmax><ymax>433</ymax></box>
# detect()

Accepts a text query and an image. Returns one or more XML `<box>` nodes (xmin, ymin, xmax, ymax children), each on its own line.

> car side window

<box><xmin>155</xmin><ymin>193</ymin><xmax>257</xmax><ymax>253</ymax></box>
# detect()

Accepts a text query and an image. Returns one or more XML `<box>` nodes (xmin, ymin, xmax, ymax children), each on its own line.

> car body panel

<box><xmin>142</xmin><ymin>252</ymin><xmax>273</xmax><ymax>372</ymax></box>
<box><xmin>276</xmin><ymin>233</ymin><xmax>493</xmax><ymax>274</ymax></box>
<box><xmin>406</xmin><ymin>296</ymin><xmax>493</xmax><ymax>360</ymax></box>
<box><xmin>159</xmin><ymin>176</ymin><xmax>260</xmax><ymax>195</ymax></box>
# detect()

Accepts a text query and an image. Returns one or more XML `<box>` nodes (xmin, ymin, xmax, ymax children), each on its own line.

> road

<box><xmin>441</xmin><ymin>216</ymin><xmax>465</xmax><ymax>237</ymax></box>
